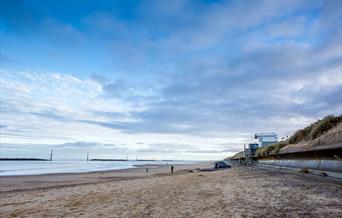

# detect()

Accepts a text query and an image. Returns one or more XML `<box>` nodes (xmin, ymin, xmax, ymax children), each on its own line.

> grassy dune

<box><xmin>256</xmin><ymin>114</ymin><xmax>342</xmax><ymax>157</ymax></box>
<box><xmin>227</xmin><ymin>114</ymin><xmax>342</xmax><ymax>160</ymax></box>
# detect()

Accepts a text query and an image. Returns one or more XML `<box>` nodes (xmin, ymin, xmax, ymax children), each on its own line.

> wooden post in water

<box><xmin>50</xmin><ymin>149</ymin><xmax>53</xmax><ymax>162</ymax></box>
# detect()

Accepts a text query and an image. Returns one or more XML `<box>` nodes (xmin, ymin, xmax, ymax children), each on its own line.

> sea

<box><xmin>0</xmin><ymin>160</ymin><xmax>197</xmax><ymax>176</ymax></box>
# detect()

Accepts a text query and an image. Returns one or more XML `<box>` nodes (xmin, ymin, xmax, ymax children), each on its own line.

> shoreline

<box><xmin>0</xmin><ymin>160</ymin><xmax>204</xmax><ymax>177</ymax></box>
<box><xmin>0</xmin><ymin>162</ymin><xmax>202</xmax><ymax>178</ymax></box>
<box><xmin>0</xmin><ymin>162</ymin><xmax>212</xmax><ymax>193</ymax></box>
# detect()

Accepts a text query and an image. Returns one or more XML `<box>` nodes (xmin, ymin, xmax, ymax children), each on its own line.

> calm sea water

<box><xmin>0</xmin><ymin>160</ymin><xmax>197</xmax><ymax>176</ymax></box>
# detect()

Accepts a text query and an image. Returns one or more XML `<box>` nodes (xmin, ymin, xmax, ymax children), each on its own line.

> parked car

<box><xmin>214</xmin><ymin>161</ymin><xmax>231</xmax><ymax>169</ymax></box>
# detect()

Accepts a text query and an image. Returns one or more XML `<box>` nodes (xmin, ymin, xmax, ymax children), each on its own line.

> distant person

<box><xmin>146</xmin><ymin>168</ymin><xmax>148</xmax><ymax>172</ymax></box>
<box><xmin>215</xmin><ymin>162</ymin><xmax>218</xmax><ymax>169</ymax></box>
<box><xmin>171</xmin><ymin>165</ymin><xmax>174</xmax><ymax>174</ymax></box>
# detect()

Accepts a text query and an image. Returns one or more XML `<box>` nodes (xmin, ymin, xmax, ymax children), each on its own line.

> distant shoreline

<box><xmin>90</xmin><ymin>159</ymin><xmax>128</xmax><ymax>161</ymax></box>
<box><xmin>0</xmin><ymin>158</ymin><xmax>48</xmax><ymax>161</ymax></box>
<box><xmin>90</xmin><ymin>159</ymin><xmax>166</xmax><ymax>161</ymax></box>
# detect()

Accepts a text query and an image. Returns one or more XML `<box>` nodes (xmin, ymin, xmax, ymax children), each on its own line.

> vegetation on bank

<box><xmin>227</xmin><ymin>114</ymin><xmax>342</xmax><ymax>160</ymax></box>
<box><xmin>230</xmin><ymin>151</ymin><xmax>245</xmax><ymax>159</ymax></box>
<box><xmin>255</xmin><ymin>114</ymin><xmax>342</xmax><ymax>157</ymax></box>
<box><xmin>255</xmin><ymin>142</ymin><xmax>287</xmax><ymax>157</ymax></box>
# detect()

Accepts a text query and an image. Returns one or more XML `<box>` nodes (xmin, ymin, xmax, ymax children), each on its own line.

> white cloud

<box><xmin>1</xmin><ymin>0</ymin><xmax>341</xmax><ymax>160</ymax></box>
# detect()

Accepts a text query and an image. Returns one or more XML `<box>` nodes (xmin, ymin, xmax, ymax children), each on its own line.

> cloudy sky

<box><xmin>0</xmin><ymin>0</ymin><xmax>341</xmax><ymax>160</ymax></box>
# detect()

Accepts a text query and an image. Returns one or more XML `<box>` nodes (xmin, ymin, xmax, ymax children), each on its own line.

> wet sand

<box><xmin>1</xmin><ymin>164</ymin><xmax>342</xmax><ymax>217</ymax></box>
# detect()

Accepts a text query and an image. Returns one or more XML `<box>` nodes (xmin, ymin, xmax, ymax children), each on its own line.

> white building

<box><xmin>254</xmin><ymin>132</ymin><xmax>277</xmax><ymax>147</ymax></box>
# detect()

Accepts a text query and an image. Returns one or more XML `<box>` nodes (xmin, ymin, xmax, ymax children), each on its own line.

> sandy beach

<box><xmin>1</xmin><ymin>163</ymin><xmax>342</xmax><ymax>217</ymax></box>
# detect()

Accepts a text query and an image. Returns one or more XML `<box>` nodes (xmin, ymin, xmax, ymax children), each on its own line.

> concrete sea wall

<box><xmin>257</xmin><ymin>144</ymin><xmax>342</xmax><ymax>178</ymax></box>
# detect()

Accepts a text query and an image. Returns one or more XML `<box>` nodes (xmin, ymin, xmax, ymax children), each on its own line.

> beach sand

<box><xmin>1</xmin><ymin>163</ymin><xmax>341</xmax><ymax>217</ymax></box>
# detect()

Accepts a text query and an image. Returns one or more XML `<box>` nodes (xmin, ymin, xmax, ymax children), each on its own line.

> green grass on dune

<box><xmin>256</xmin><ymin>114</ymin><xmax>342</xmax><ymax>157</ymax></box>
<box><xmin>228</xmin><ymin>114</ymin><xmax>342</xmax><ymax>159</ymax></box>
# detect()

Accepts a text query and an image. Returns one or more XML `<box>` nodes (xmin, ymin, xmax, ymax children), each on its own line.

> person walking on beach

<box><xmin>171</xmin><ymin>165</ymin><xmax>174</xmax><ymax>174</ymax></box>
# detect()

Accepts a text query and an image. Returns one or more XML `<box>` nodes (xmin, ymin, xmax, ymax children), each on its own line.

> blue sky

<box><xmin>0</xmin><ymin>0</ymin><xmax>341</xmax><ymax>160</ymax></box>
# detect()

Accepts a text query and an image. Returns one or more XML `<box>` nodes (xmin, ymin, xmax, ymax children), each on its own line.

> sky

<box><xmin>0</xmin><ymin>0</ymin><xmax>341</xmax><ymax>160</ymax></box>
